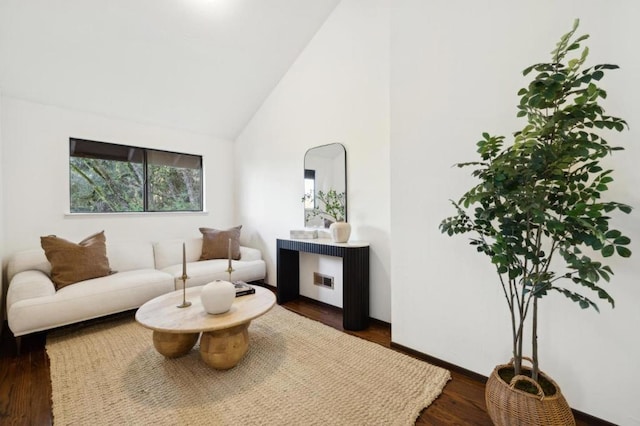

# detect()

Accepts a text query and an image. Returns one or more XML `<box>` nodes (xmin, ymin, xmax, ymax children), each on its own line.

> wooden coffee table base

<box><xmin>153</xmin><ymin>331</ymin><xmax>199</xmax><ymax>358</ymax></box>
<box><xmin>137</xmin><ymin>286</ymin><xmax>275</xmax><ymax>370</ymax></box>
<box><xmin>199</xmin><ymin>322</ymin><xmax>250</xmax><ymax>370</ymax></box>
<box><xmin>151</xmin><ymin>322</ymin><xmax>251</xmax><ymax>370</ymax></box>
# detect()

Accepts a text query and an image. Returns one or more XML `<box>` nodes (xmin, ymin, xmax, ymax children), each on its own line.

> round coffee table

<box><xmin>135</xmin><ymin>285</ymin><xmax>275</xmax><ymax>370</ymax></box>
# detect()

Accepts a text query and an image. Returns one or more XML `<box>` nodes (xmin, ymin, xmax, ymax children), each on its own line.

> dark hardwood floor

<box><xmin>0</xmin><ymin>296</ymin><xmax>609</xmax><ymax>425</ymax></box>
<box><xmin>0</xmin><ymin>326</ymin><xmax>51</xmax><ymax>425</ymax></box>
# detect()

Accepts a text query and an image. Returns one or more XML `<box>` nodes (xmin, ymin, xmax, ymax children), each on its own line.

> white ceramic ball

<box><xmin>200</xmin><ymin>280</ymin><xmax>235</xmax><ymax>314</ymax></box>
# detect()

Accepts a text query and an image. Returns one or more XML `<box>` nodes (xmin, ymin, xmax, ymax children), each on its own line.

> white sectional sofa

<box><xmin>5</xmin><ymin>237</ymin><xmax>266</xmax><ymax>340</ymax></box>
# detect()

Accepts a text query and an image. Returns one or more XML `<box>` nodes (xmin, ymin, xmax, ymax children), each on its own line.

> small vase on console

<box><xmin>200</xmin><ymin>280</ymin><xmax>235</xmax><ymax>314</ymax></box>
<box><xmin>329</xmin><ymin>221</ymin><xmax>351</xmax><ymax>243</ymax></box>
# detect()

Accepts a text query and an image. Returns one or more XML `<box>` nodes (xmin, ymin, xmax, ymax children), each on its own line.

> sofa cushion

<box><xmin>107</xmin><ymin>240</ymin><xmax>156</xmax><ymax>272</ymax></box>
<box><xmin>153</xmin><ymin>238</ymin><xmax>203</xmax><ymax>270</ymax></box>
<box><xmin>40</xmin><ymin>231</ymin><xmax>112</xmax><ymax>290</ymax></box>
<box><xmin>6</xmin><ymin>249</ymin><xmax>51</xmax><ymax>283</ymax></box>
<box><xmin>199</xmin><ymin>226</ymin><xmax>242</xmax><ymax>260</ymax></box>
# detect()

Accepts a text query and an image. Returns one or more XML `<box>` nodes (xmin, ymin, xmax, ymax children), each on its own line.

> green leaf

<box><xmin>595</xmin><ymin>64</ymin><xmax>619</xmax><ymax>70</ymax></box>
<box><xmin>614</xmin><ymin>236</ymin><xmax>631</xmax><ymax>245</ymax></box>
<box><xmin>598</xmin><ymin>289</ymin><xmax>614</xmax><ymax>307</ymax></box>
<box><xmin>599</xmin><ymin>269</ymin><xmax>611</xmax><ymax>282</ymax></box>
<box><xmin>605</xmin><ymin>230</ymin><xmax>621</xmax><ymax>239</ymax></box>
<box><xmin>586</xmin><ymin>209</ymin><xmax>601</xmax><ymax>218</ymax></box>
<box><xmin>552</xmin><ymin>287</ymin><xmax>600</xmax><ymax>312</ymax></box>
<box><xmin>616</xmin><ymin>246</ymin><xmax>632</xmax><ymax>258</ymax></box>
<box><xmin>602</xmin><ymin>245</ymin><xmax>615</xmax><ymax>257</ymax></box>
<box><xmin>619</xmin><ymin>204</ymin><xmax>632</xmax><ymax>214</ymax></box>
<box><xmin>579</xmin><ymin>75</ymin><xmax>591</xmax><ymax>84</ymax></box>
<box><xmin>509</xmin><ymin>267</ymin><xmax>522</xmax><ymax>279</ymax></box>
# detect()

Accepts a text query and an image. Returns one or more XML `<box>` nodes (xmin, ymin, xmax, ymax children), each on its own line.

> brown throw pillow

<box><xmin>41</xmin><ymin>230</ymin><xmax>112</xmax><ymax>290</ymax></box>
<box><xmin>199</xmin><ymin>226</ymin><xmax>242</xmax><ymax>260</ymax></box>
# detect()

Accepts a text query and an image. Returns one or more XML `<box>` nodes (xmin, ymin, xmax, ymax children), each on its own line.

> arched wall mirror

<box><xmin>303</xmin><ymin>143</ymin><xmax>347</xmax><ymax>228</ymax></box>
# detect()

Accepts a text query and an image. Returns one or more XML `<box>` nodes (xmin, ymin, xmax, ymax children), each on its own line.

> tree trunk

<box><xmin>532</xmin><ymin>296</ymin><xmax>539</xmax><ymax>382</ymax></box>
<box><xmin>181</xmin><ymin>169</ymin><xmax>196</xmax><ymax>204</ymax></box>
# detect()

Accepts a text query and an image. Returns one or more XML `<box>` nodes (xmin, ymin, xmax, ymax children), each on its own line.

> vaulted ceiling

<box><xmin>0</xmin><ymin>0</ymin><xmax>340</xmax><ymax>139</ymax></box>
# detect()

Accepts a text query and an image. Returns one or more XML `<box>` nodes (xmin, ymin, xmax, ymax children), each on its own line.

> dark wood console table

<box><xmin>276</xmin><ymin>238</ymin><xmax>370</xmax><ymax>331</ymax></box>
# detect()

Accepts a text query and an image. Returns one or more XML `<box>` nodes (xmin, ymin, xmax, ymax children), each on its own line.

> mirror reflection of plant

<box><xmin>302</xmin><ymin>189</ymin><xmax>346</xmax><ymax>223</ymax></box>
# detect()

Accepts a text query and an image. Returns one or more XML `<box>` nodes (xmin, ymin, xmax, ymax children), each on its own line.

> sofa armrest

<box><xmin>7</xmin><ymin>270</ymin><xmax>56</xmax><ymax>308</ymax></box>
<box><xmin>239</xmin><ymin>246</ymin><xmax>262</xmax><ymax>262</ymax></box>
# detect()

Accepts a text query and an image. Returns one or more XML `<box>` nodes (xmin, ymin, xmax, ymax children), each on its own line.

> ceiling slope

<box><xmin>0</xmin><ymin>0</ymin><xmax>340</xmax><ymax>139</ymax></box>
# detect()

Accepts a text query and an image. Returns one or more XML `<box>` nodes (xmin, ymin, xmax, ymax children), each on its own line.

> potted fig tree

<box><xmin>440</xmin><ymin>20</ymin><xmax>632</xmax><ymax>425</ymax></box>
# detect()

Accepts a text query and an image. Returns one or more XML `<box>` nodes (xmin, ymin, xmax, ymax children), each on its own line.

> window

<box><xmin>304</xmin><ymin>169</ymin><xmax>315</xmax><ymax>209</ymax></box>
<box><xmin>69</xmin><ymin>138</ymin><xmax>203</xmax><ymax>213</ymax></box>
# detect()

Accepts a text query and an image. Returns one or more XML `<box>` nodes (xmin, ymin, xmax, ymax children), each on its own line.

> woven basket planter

<box><xmin>485</xmin><ymin>359</ymin><xmax>575</xmax><ymax>426</ymax></box>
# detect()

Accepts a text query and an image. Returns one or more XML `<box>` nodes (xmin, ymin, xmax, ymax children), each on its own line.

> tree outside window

<box><xmin>69</xmin><ymin>138</ymin><xmax>203</xmax><ymax>213</ymax></box>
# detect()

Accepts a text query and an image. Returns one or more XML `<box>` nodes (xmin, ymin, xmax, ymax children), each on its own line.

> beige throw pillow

<box><xmin>199</xmin><ymin>226</ymin><xmax>242</xmax><ymax>261</ymax></box>
<box><xmin>40</xmin><ymin>230</ymin><xmax>112</xmax><ymax>290</ymax></box>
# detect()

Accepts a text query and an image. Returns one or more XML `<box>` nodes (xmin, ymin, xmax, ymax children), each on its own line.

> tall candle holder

<box><xmin>177</xmin><ymin>273</ymin><xmax>192</xmax><ymax>308</ymax></box>
<box><xmin>226</xmin><ymin>264</ymin><xmax>235</xmax><ymax>283</ymax></box>
<box><xmin>177</xmin><ymin>242</ymin><xmax>192</xmax><ymax>308</ymax></box>
<box><xmin>227</xmin><ymin>237</ymin><xmax>234</xmax><ymax>283</ymax></box>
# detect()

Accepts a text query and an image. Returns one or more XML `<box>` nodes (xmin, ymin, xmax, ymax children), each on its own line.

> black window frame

<box><xmin>69</xmin><ymin>138</ymin><xmax>204</xmax><ymax>213</ymax></box>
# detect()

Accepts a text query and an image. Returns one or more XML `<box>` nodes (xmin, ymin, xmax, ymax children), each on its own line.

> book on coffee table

<box><xmin>233</xmin><ymin>281</ymin><xmax>256</xmax><ymax>297</ymax></box>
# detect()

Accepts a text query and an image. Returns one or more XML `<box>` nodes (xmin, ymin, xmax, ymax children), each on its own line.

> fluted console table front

<box><xmin>276</xmin><ymin>238</ymin><xmax>370</xmax><ymax>331</ymax></box>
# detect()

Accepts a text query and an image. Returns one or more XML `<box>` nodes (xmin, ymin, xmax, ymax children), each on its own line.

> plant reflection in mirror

<box><xmin>302</xmin><ymin>189</ymin><xmax>346</xmax><ymax>224</ymax></box>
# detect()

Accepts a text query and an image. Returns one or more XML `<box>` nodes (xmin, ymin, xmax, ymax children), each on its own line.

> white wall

<box><xmin>235</xmin><ymin>0</ymin><xmax>391</xmax><ymax>321</ymax></box>
<box><xmin>0</xmin><ymin>92</ymin><xmax>5</xmax><ymax>324</ymax></box>
<box><xmin>299</xmin><ymin>253</ymin><xmax>343</xmax><ymax>307</ymax></box>
<box><xmin>390</xmin><ymin>1</ymin><xmax>640</xmax><ymax>424</ymax></box>
<box><xmin>1</xmin><ymin>97</ymin><xmax>237</xmax><ymax>256</ymax></box>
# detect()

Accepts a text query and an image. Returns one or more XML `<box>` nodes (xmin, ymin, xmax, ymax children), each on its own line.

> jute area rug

<box><xmin>47</xmin><ymin>305</ymin><xmax>450</xmax><ymax>425</ymax></box>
